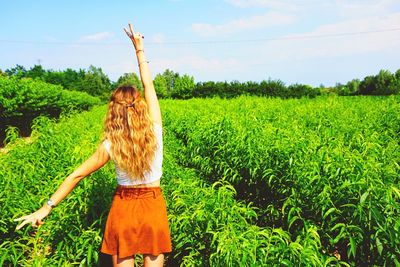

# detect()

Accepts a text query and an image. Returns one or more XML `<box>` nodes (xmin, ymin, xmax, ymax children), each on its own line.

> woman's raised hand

<box><xmin>124</xmin><ymin>22</ymin><xmax>144</xmax><ymax>51</ymax></box>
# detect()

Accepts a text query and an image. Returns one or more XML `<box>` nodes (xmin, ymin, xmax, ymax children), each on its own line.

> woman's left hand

<box><xmin>123</xmin><ymin>22</ymin><xmax>144</xmax><ymax>51</ymax></box>
<box><xmin>14</xmin><ymin>206</ymin><xmax>51</xmax><ymax>230</ymax></box>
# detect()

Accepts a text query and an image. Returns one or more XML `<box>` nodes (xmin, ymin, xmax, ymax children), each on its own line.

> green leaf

<box><xmin>323</xmin><ymin>207</ymin><xmax>337</xmax><ymax>219</ymax></box>
<box><xmin>360</xmin><ymin>191</ymin><xmax>369</xmax><ymax>204</ymax></box>
<box><xmin>349</xmin><ymin>236</ymin><xmax>356</xmax><ymax>258</ymax></box>
<box><xmin>376</xmin><ymin>237</ymin><xmax>383</xmax><ymax>255</ymax></box>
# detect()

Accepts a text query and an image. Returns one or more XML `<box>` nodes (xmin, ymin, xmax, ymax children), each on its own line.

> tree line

<box><xmin>332</xmin><ymin>69</ymin><xmax>400</xmax><ymax>96</ymax></box>
<box><xmin>1</xmin><ymin>65</ymin><xmax>399</xmax><ymax>100</ymax></box>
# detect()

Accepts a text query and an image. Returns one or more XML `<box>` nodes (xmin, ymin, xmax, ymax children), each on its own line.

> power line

<box><xmin>0</xmin><ymin>27</ymin><xmax>399</xmax><ymax>46</ymax></box>
<box><xmin>151</xmin><ymin>27</ymin><xmax>400</xmax><ymax>45</ymax></box>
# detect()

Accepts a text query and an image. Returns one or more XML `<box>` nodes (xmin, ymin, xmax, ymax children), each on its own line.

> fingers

<box><xmin>123</xmin><ymin>27</ymin><xmax>133</xmax><ymax>39</ymax></box>
<box><xmin>123</xmin><ymin>27</ymin><xmax>130</xmax><ymax>36</ymax></box>
<box><xmin>14</xmin><ymin>215</ymin><xmax>44</xmax><ymax>230</ymax></box>
<box><xmin>129</xmin><ymin>22</ymin><xmax>134</xmax><ymax>35</ymax></box>
<box><xmin>124</xmin><ymin>23</ymin><xmax>144</xmax><ymax>39</ymax></box>
<box><xmin>15</xmin><ymin>219</ymin><xmax>30</xmax><ymax>230</ymax></box>
<box><xmin>14</xmin><ymin>214</ymin><xmax>30</xmax><ymax>230</ymax></box>
<box><xmin>14</xmin><ymin>215</ymin><xmax>28</xmax><ymax>222</ymax></box>
<box><xmin>31</xmin><ymin>218</ymin><xmax>44</xmax><ymax>228</ymax></box>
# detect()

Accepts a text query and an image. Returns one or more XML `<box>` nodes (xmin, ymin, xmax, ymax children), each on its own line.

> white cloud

<box><xmin>298</xmin><ymin>12</ymin><xmax>400</xmax><ymax>37</ymax></box>
<box><xmin>192</xmin><ymin>12</ymin><xmax>296</xmax><ymax>37</ymax></box>
<box><xmin>79</xmin><ymin>32</ymin><xmax>115</xmax><ymax>42</ymax></box>
<box><xmin>225</xmin><ymin>0</ymin><xmax>400</xmax><ymax>19</ymax></box>
<box><xmin>329</xmin><ymin>0</ymin><xmax>400</xmax><ymax>18</ymax></box>
<box><xmin>261</xmin><ymin>12</ymin><xmax>400</xmax><ymax>61</ymax></box>
<box><xmin>225</xmin><ymin>0</ymin><xmax>301</xmax><ymax>11</ymax></box>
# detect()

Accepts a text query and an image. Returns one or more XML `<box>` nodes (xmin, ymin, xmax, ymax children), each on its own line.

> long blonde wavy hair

<box><xmin>103</xmin><ymin>86</ymin><xmax>157</xmax><ymax>181</ymax></box>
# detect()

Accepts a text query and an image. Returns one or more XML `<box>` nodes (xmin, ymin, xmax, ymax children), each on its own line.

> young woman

<box><xmin>14</xmin><ymin>23</ymin><xmax>172</xmax><ymax>267</ymax></box>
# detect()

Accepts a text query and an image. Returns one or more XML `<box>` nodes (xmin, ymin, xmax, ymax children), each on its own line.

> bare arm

<box><xmin>124</xmin><ymin>23</ymin><xmax>162</xmax><ymax>127</ymax></box>
<box><xmin>14</xmin><ymin>143</ymin><xmax>110</xmax><ymax>230</ymax></box>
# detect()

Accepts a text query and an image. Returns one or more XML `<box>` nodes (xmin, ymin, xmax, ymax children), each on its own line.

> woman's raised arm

<box><xmin>124</xmin><ymin>23</ymin><xmax>162</xmax><ymax>127</ymax></box>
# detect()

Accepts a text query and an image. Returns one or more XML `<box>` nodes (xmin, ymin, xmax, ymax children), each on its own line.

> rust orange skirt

<box><xmin>100</xmin><ymin>185</ymin><xmax>172</xmax><ymax>258</ymax></box>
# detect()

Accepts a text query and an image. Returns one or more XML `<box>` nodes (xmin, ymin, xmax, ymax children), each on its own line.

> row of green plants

<box><xmin>162</xmin><ymin>95</ymin><xmax>400</xmax><ymax>266</ymax></box>
<box><xmin>0</xmin><ymin>76</ymin><xmax>100</xmax><ymax>118</ymax></box>
<box><xmin>163</xmin><ymin>108</ymin><xmax>344</xmax><ymax>266</ymax></box>
<box><xmin>0</xmin><ymin>76</ymin><xmax>100</xmax><ymax>146</ymax></box>
<box><xmin>1</xmin><ymin>104</ymin><xmax>345</xmax><ymax>266</ymax></box>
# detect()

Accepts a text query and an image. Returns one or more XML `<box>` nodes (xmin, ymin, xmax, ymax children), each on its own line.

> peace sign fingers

<box><xmin>124</xmin><ymin>27</ymin><xmax>133</xmax><ymax>39</ymax></box>
<box><xmin>14</xmin><ymin>214</ymin><xmax>33</xmax><ymax>230</ymax></box>
<box><xmin>14</xmin><ymin>207</ymin><xmax>50</xmax><ymax>231</ymax></box>
<box><xmin>124</xmin><ymin>22</ymin><xmax>136</xmax><ymax>39</ymax></box>
<box><xmin>123</xmin><ymin>22</ymin><xmax>144</xmax><ymax>51</ymax></box>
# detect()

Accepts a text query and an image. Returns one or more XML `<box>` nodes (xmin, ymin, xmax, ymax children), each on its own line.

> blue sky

<box><xmin>1</xmin><ymin>0</ymin><xmax>400</xmax><ymax>86</ymax></box>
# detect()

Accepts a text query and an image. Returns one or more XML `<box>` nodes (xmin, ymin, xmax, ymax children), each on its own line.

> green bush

<box><xmin>0</xmin><ymin>76</ymin><xmax>101</xmax><ymax>146</ymax></box>
<box><xmin>0</xmin><ymin>76</ymin><xmax>101</xmax><ymax>118</ymax></box>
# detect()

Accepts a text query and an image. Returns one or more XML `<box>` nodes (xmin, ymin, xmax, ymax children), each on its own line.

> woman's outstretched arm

<box><xmin>14</xmin><ymin>144</ymin><xmax>110</xmax><ymax>230</ymax></box>
<box><xmin>124</xmin><ymin>23</ymin><xmax>162</xmax><ymax>127</ymax></box>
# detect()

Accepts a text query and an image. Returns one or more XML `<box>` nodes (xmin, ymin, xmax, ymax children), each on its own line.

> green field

<box><xmin>1</xmin><ymin>95</ymin><xmax>399</xmax><ymax>266</ymax></box>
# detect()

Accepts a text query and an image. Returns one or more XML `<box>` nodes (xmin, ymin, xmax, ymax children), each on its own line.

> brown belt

<box><xmin>114</xmin><ymin>185</ymin><xmax>162</xmax><ymax>199</ymax></box>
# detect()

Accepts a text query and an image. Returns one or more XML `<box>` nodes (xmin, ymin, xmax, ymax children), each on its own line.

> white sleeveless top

<box><xmin>102</xmin><ymin>122</ymin><xmax>163</xmax><ymax>185</ymax></box>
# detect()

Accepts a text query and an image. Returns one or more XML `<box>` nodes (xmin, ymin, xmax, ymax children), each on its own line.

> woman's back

<box><xmin>103</xmin><ymin>122</ymin><xmax>163</xmax><ymax>186</ymax></box>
